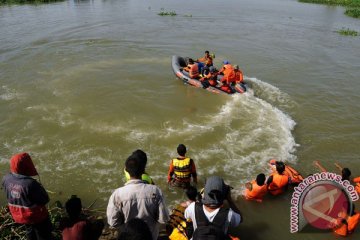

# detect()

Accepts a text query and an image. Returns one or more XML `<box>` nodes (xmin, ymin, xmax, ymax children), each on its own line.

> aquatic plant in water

<box><xmin>158</xmin><ymin>8</ymin><xmax>177</xmax><ymax>16</ymax></box>
<box><xmin>337</xmin><ymin>27</ymin><xmax>358</xmax><ymax>36</ymax></box>
<box><xmin>299</xmin><ymin>0</ymin><xmax>360</xmax><ymax>18</ymax></box>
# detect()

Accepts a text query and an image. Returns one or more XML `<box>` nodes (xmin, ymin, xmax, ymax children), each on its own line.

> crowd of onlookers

<box><xmin>1</xmin><ymin>144</ymin><xmax>360</xmax><ymax>240</ymax></box>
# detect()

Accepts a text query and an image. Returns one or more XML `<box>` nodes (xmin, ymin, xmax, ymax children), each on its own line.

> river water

<box><xmin>0</xmin><ymin>0</ymin><xmax>359</xmax><ymax>239</ymax></box>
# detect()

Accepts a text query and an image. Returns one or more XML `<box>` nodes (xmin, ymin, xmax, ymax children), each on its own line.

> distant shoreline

<box><xmin>0</xmin><ymin>0</ymin><xmax>64</xmax><ymax>6</ymax></box>
<box><xmin>299</xmin><ymin>0</ymin><xmax>360</xmax><ymax>19</ymax></box>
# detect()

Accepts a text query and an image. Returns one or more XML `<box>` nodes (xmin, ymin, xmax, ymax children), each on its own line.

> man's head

<box><xmin>125</xmin><ymin>154</ymin><xmax>144</xmax><ymax>178</ymax></box>
<box><xmin>65</xmin><ymin>195</ymin><xmax>82</xmax><ymax>220</ymax></box>
<box><xmin>202</xmin><ymin>176</ymin><xmax>229</xmax><ymax>208</ymax></box>
<box><xmin>188</xmin><ymin>58</ymin><xmax>194</xmax><ymax>64</ymax></box>
<box><xmin>131</xmin><ymin>149</ymin><xmax>147</xmax><ymax>173</ymax></box>
<box><xmin>233</xmin><ymin>64</ymin><xmax>239</xmax><ymax>70</ymax></box>
<box><xmin>256</xmin><ymin>173</ymin><xmax>266</xmax><ymax>186</ymax></box>
<box><xmin>276</xmin><ymin>161</ymin><xmax>285</xmax><ymax>174</ymax></box>
<box><xmin>205</xmin><ymin>50</ymin><xmax>209</xmax><ymax>56</ymax></box>
<box><xmin>185</xmin><ymin>186</ymin><xmax>198</xmax><ymax>202</ymax></box>
<box><xmin>341</xmin><ymin>168</ymin><xmax>351</xmax><ymax>181</ymax></box>
<box><xmin>177</xmin><ymin>144</ymin><xmax>187</xmax><ymax>156</ymax></box>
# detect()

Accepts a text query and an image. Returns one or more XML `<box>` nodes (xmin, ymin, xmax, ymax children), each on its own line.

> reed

<box><xmin>0</xmin><ymin>0</ymin><xmax>64</xmax><ymax>5</ymax></box>
<box><xmin>158</xmin><ymin>8</ymin><xmax>177</xmax><ymax>16</ymax></box>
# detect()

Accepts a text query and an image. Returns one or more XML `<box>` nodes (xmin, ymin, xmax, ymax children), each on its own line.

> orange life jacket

<box><xmin>284</xmin><ymin>165</ymin><xmax>304</xmax><ymax>185</ymax></box>
<box><xmin>220</xmin><ymin>64</ymin><xmax>236</xmax><ymax>84</ymax></box>
<box><xmin>353</xmin><ymin>177</ymin><xmax>360</xmax><ymax>194</ymax></box>
<box><xmin>268</xmin><ymin>173</ymin><xmax>289</xmax><ymax>195</ymax></box>
<box><xmin>189</xmin><ymin>63</ymin><xmax>199</xmax><ymax>79</ymax></box>
<box><xmin>348</xmin><ymin>212</ymin><xmax>360</xmax><ymax>233</ymax></box>
<box><xmin>234</xmin><ymin>70</ymin><xmax>244</xmax><ymax>83</ymax></box>
<box><xmin>245</xmin><ymin>180</ymin><xmax>267</xmax><ymax>201</ymax></box>
<box><xmin>198</xmin><ymin>55</ymin><xmax>213</xmax><ymax>66</ymax></box>
<box><xmin>334</xmin><ymin>220</ymin><xmax>348</xmax><ymax>236</ymax></box>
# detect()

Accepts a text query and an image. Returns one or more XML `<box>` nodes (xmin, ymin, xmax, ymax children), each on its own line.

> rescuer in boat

<box><xmin>197</xmin><ymin>50</ymin><xmax>214</xmax><ymax>67</ymax></box>
<box><xmin>167</xmin><ymin>144</ymin><xmax>197</xmax><ymax>189</ymax></box>
<box><xmin>200</xmin><ymin>66</ymin><xmax>219</xmax><ymax>89</ymax></box>
<box><xmin>182</xmin><ymin>58</ymin><xmax>200</xmax><ymax>79</ymax></box>
<box><xmin>218</xmin><ymin>60</ymin><xmax>237</xmax><ymax>93</ymax></box>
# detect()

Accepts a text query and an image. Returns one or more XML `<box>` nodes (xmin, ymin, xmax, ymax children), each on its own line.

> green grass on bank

<box><xmin>299</xmin><ymin>0</ymin><xmax>360</xmax><ymax>18</ymax></box>
<box><xmin>0</xmin><ymin>0</ymin><xmax>64</xmax><ymax>5</ymax></box>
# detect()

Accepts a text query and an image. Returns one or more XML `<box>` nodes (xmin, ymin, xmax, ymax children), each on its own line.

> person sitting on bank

<box><xmin>60</xmin><ymin>195</ymin><xmax>104</xmax><ymax>240</ymax></box>
<box><xmin>267</xmin><ymin>161</ymin><xmax>290</xmax><ymax>196</ymax></box>
<box><xmin>107</xmin><ymin>152</ymin><xmax>169</xmax><ymax>240</ymax></box>
<box><xmin>182</xmin><ymin>58</ymin><xmax>199</xmax><ymax>79</ymax></box>
<box><xmin>167</xmin><ymin>144</ymin><xmax>197</xmax><ymax>189</ymax></box>
<box><xmin>244</xmin><ymin>173</ymin><xmax>268</xmax><ymax>202</ymax></box>
<box><xmin>184</xmin><ymin>176</ymin><xmax>242</xmax><ymax>240</ymax></box>
<box><xmin>2</xmin><ymin>152</ymin><xmax>53</xmax><ymax>240</ymax></box>
<box><xmin>124</xmin><ymin>149</ymin><xmax>154</xmax><ymax>184</ymax></box>
<box><xmin>167</xmin><ymin>186</ymin><xmax>199</xmax><ymax>240</ymax></box>
<box><xmin>197</xmin><ymin>50</ymin><xmax>213</xmax><ymax>67</ymax></box>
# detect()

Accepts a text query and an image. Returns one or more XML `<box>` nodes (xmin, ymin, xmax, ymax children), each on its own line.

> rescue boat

<box><xmin>171</xmin><ymin>55</ymin><xmax>247</xmax><ymax>94</ymax></box>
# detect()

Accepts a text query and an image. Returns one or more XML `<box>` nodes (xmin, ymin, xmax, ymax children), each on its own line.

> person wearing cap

<box><xmin>167</xmin><ymin>144</ymin><xmax>197</xmax><ymax>189</ymax></box>
<box><xmin>1</xmin><ymin>152</ymin><xmax>53</xmax><ymax>240</ymax></box>
<box><xmin>184</xmin><ymin>176</ymin><xmax>242</xmax><ymax>238</ymax></box>
<box><xmin>218</xmin><ymin>60</ymin><xmax>236</xmax><ymax>93</ymax></box>
<box><xmin>197</xmin><ymin>50</ymin><xmax>213</xmax><ymax>67</ymax></box>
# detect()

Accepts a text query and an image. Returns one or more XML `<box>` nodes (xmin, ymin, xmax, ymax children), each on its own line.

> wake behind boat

<box><xmin>171</xmin><ymin>55</ymin><xmax>247</xmax><ymax>94</ymax></box>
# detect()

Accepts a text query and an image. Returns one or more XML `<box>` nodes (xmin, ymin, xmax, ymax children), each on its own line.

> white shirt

<box><xmin>184</xmin><ymin>202</ymin><xmax>241</xmax><ymax>233</ymax></box>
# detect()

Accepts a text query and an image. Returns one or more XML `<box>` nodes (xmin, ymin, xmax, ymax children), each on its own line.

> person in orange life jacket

<box><xmin>333</xmin><ymin>204</ymin><xmax>360</xmax><ymax>236</ymax></box>
<box><xmin>354</xmin><ymin>176</ymin><xmax>360</xmax><ymax>194</ymax></box>
<box><xmin>167</xmin><ymin>186</ymin><xmax>199</xmax><ymax>239</ymax></box>
<box><xmin>266</xmin><ymin>161</ymin><xmax>290</xmax><ymax>196</ymax></box>
<box><xmin>218</xmin><ymin>60</ymin><xmax>236</xmax><ymax>93</ymax></box>
<box><xmin>1</xmin><ymin>152</ymin><xmax>53</xmax><ymax>240</ymax></box>
<box><xmin>269</xmin><ymin>159</ymin><xmax>304</xmax><ymax>185</ymax></box>
<box><xmin>184</xmin><ymin>176</ymin><xmax>242</xmax><ymax>239</ymax></box>
<box><xmin>168</xmin><ymin>144</ymin><xmax>197</xmax><ymax>189</ymax></box>
<box><xmin>197</xmin><ymin>50</ymin><xmax>213</xmax><ymax>67</ymax></box>
<box><xmin>60</xmin><ymin>196</ymin><xmax>104</xmax><ymax>240</ymax></box>
<box><xmin>200</xmin><ymin>66</ymin><xmax>218</xmax><ymax>89</ymax></box>
<box><xmin>233</xmin><ymin>65</ymin><xmax>244</xmax><ymax>83</ymax></box>
<box><xmin>182</xmin><ymin>58</ymin><xmax>200</xmax><ymax>79</ymax></box>
<box><xmin>244</xmin><ymin>173</ymin><xmax>268</xmax><ymax>202</ymax></box>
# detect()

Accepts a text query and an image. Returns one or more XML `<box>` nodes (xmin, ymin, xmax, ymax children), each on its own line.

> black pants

<box><xmin>25</xmin><ymin>217</ymin><xmax>53</xmax><ymax>240</ymax></box>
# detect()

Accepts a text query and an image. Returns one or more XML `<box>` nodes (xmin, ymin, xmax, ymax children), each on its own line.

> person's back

<box><xmin>107</xmin><ymin>152</ymin><xmax>169</xmax><ymax>240</ymax></box>
<box><xmin>60</xmin><ymin>196</ymin><xmax>103</xmax><ymax>240</ymax></box>
<box><xmin>267</xmin><ymin>161</ymin><xmax>290</xmax><ymax>196</ymax></box>
<box><xmin>185</xmin><ymin>176</ymin><xmax>242</xmax><ymax>239</ymax></box>
<box><xmin>168</xmin><ymin>144</ymin><xmax>197</xmax><ymax>189</ymax></box>
<box><xmin>244</xmin><ymin>173</ymin><xmax>267</xmax><ymax>202</ymax></box>
<box><xmin>2</xmin><ymin>153</ymin><xmax>53</xmax><ymax>240</ymax></box>
<box><xmin>233</xmin><ymin>65</ymin><xmax>244</xmax><ymax>84</ymax></box>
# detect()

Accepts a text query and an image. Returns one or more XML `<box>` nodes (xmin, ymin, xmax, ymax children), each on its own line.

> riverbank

<box><xmin>0</xmin><ymin>0</ymin><xmax>64</xmax><ymax>5</ymax></box>
<box><xmin>299</xmin><ymin>0</ymin><xmax>360</xmax><ymax>18</ymax></box>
